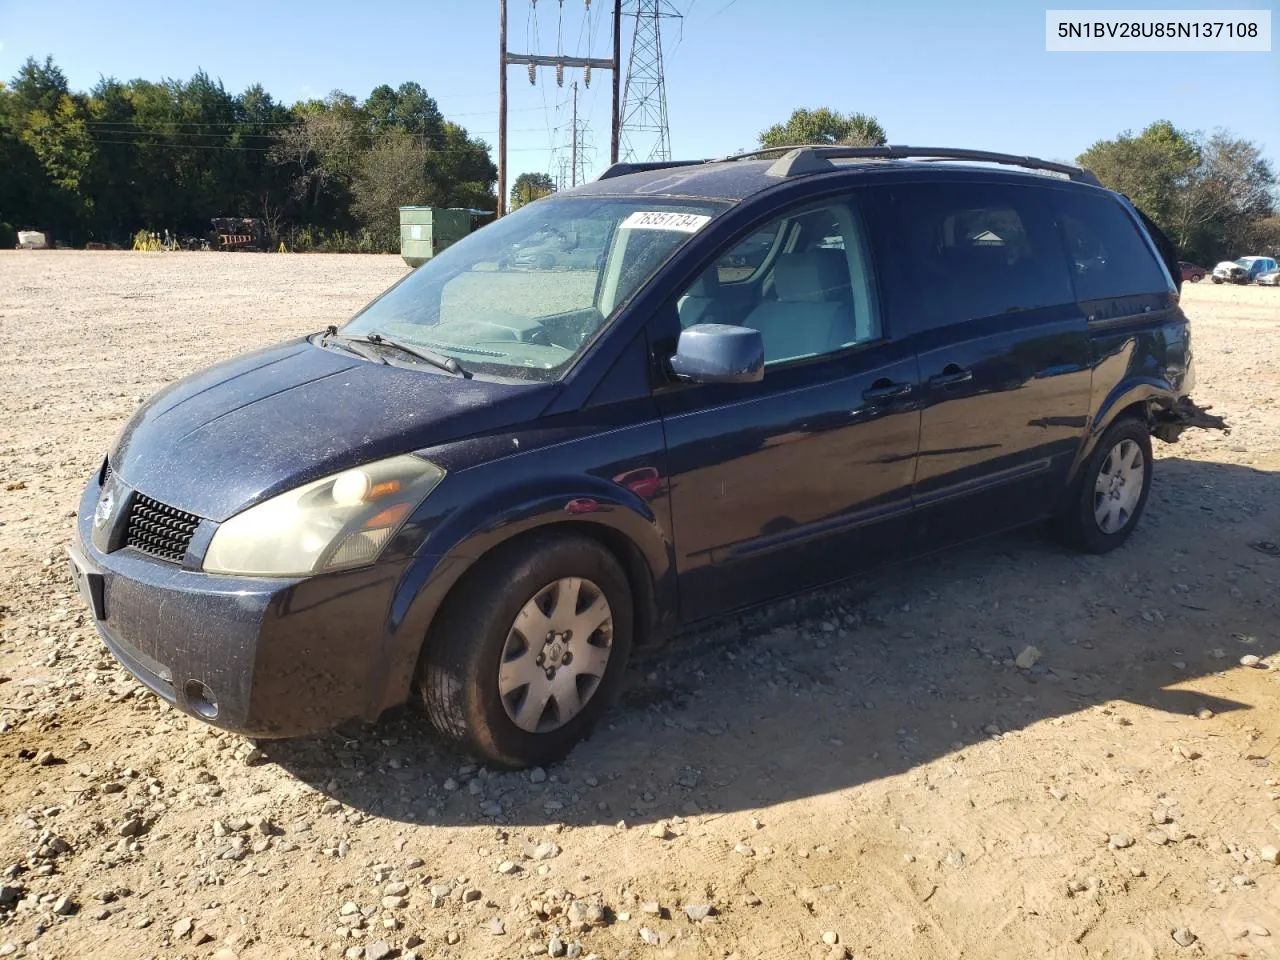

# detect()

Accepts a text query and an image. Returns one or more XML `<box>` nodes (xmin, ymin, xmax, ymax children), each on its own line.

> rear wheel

<box><xmin>1057</xmin><ymin>417</ymin><xmax>1153</xmax><ymax>553</ymax></box>
<box><xmin>418</xmin><ymin>533</ymin><xmax>633</xmax><ymax>768</ymax></box>
<box><xmin>1190</xmin><ymin>274</ymin><xmax>1201</xmax><ymax>283</ymax></box>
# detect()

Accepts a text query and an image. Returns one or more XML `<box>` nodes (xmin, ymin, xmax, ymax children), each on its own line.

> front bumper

<box><xmin>71</xmin><ymin>471</ymin><xmax>425</xmax><ymax>738</ymax></box>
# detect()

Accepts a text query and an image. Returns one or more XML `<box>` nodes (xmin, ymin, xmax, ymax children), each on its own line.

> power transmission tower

<box><xmin>620</xmin><ymin>0</ymin><xmax>680</xmax><ymax>162</ymax></box>
<box><xmin>498</xmin><ymin>0</ymin><xmax>624</xmax><ymax>216</ymax></box>
<box><xmin>567</xmin><ymin>82</ymin><xmax>595</xmax><ymax>186</ymax></box>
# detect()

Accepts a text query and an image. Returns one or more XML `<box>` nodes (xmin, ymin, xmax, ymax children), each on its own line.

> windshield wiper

<box><xmin>320</xmin><ymin>327</ymin><xmax>384</xmax><ymax>364</ymax></box>
<box><xmin>322</xmin><ymin>326</ymin><xmax>465</xmax><ymax>376</ymax></box>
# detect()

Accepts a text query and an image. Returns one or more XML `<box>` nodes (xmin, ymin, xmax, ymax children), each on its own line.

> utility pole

<box><xmin>498</xmin><ymin>0</ymin><xmax>508</xmax><ymax>216</ymax></box>
<box><xmin>611</xmin><ymin>0</ymin><xmax>621</xmax><ymax>169</ymax></box>
<box><xmin>620</xmin><ymin>0</ymin><xmax>680</xmax><ymax>162</ymax></box>
<box><xmin>497</xmin><ymin>0</ymin><xmax>624</xmax><ymax>217</ymax></box>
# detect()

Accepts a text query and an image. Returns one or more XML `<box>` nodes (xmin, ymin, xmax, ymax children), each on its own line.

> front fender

<box><xmin>370</xmin><ymin>465</ymin><xmax>677</xmax><ymax>718</ymax></box>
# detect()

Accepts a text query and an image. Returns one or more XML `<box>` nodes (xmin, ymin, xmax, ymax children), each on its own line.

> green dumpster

<box><xmin>398</xmin><ymin>206</ymin><xmax>474</xmax><ymax>267</ymax></box>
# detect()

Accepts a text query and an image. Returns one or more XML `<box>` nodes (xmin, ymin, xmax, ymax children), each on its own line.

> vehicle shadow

<box><xmin>265</xmin><ymin>455</ymin><xmax>1279</xmax><ymax>827</ymax></box>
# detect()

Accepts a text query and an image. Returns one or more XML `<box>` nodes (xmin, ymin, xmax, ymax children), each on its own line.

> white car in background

<box><xmin>1212</xmin><ymin>256</ymin><xmax>1277</xmax><ymax>284</ymax></box>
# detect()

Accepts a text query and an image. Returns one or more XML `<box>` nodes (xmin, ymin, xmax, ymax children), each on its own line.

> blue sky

<box><xmin>1</xmin><ymin>0</ymin><xmax>1276</xmax><ymax>181</ymax></box>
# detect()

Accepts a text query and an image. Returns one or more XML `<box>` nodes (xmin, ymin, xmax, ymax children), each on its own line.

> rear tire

<box><xmin>1057</xmin><ymin>417</ymin><xmax>1153</xmax><ymax>554</ymax></box>
<box><xmin>417</xmin><ymin>532</ymin><xmax>633</xmax><ymax>768</ymax></box>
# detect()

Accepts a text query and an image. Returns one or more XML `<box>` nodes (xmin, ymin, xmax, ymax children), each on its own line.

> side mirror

<box><xmin>668</xmin><ymin>323</ymin><xmax>764</xmax><ymax>385</ymax></box>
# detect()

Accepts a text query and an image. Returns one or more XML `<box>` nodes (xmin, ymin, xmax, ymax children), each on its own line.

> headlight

<box><xmin>203</xmin><ymin>454</ymin><xmax>445</xmax><ymax>576</ymax></box>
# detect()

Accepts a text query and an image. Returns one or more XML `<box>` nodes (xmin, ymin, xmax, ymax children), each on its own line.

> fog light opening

<box><xmin>183</xmin><ymin>680</ymin><xmax>219</xmax><ymax>720</ymax></box>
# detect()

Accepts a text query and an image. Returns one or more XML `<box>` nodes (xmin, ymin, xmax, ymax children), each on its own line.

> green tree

<box><xmin>510</xmin><ymin>172</ymin><xmax>555</xmax><ymax>209</ymax></box>
<box><xmin>365</xmin><ymin>81</ymin><xmax>443</xmax><ymax>138</ymax></box>
<box><xmin>1</xmin><ymin>57</ymin><xmax>500</xmax><ymax>251</ymax></box>
<box><xmin>350</xmin><ymin>127</ymin><xmax>430</xmax><ymax>250</ymax></box>
<box><xmin>422</xmin><ymin>121</ymin><xmax>497</xmax><ymax>211</ymax></box>
<box><xmin>1077</xmin><ymin>120</ymin><xmax>1200</xmax><ymax>230</ymax></box>
<box><xmin>10</xmin><ymin>56</ymin><xmax>68</xmax><ymax>116</ymax></box>
<box><xmin>759</xmin><ymin>107</ymin><xmax>887</xmax><ymax>149</ymax></box>
<box><xmin>1079</xmin><ymin>122</ymin><xmax>1276</xmax><ymax>264</ymax></box>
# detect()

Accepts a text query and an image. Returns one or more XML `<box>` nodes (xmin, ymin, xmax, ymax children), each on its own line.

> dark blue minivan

<box><xmin>69</xmin><ymin>146</ymin><xmax>1219</xmax><ymax>767</ymax></box>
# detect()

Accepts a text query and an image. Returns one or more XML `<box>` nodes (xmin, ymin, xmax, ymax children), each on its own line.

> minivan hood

<box><xmin>111</xmin><ymin>338</ymin><xmax>555</xmax><ymax>521</ymax></box>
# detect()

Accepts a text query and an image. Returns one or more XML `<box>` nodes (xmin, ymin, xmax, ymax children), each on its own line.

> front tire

<box><xmin>1058</xmin><ymin>417</ymin><xmax>1153</xmax><ymax>554</ymax></box>
<box><xmin>418</xmin><ymin>533</ymin><xmax>633</xmax><ymax>768</ymax></box>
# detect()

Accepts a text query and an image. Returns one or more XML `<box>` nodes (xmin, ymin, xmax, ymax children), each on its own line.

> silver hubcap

<box><xmin>498</xmin><ymin>577</ymin><xmax>613</xmax><ymax>734</ymax></box>
<box><xmin>1093</xmin><ymin>438</ymin><xmax>1145</xmax><ymax>534</ymax></box>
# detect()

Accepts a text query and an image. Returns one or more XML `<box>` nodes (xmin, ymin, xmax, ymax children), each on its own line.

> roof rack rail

<box><xmin>597</xmin><ymin>159</ymin><xmax>709</xmax><ymax>181</ymax></box>
<box><xmin>722</xmin><ymin>144</ymin><xmax>1100</xmax><ymax>186</ymax></box>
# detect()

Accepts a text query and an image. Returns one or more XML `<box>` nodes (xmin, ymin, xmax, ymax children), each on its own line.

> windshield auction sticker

<box><xmin>621</xmin><ymin>211</ymin><xmax>712</xmax><ymax>233</ymax></box>
<box><xmin>1046</xmin><ymin>9</ymin><xmax>1271</xmax><ymax>51</ymax></box>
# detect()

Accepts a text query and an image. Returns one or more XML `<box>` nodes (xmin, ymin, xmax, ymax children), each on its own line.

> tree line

<box><xmin>2</xmin><ymin>70</ymin><xmax>1275</xmax><ymax>265</ymax></box>
<box><xmin>0</xmin><ymin>56</ymin><xmax>497</xmax><ymax>252</ymax></box>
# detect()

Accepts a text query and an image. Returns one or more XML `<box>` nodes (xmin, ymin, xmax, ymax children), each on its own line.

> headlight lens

<box><xmin>202</xmin><ymin>454</ymin><xmax>445</xmax><ymax>576</ymax></box>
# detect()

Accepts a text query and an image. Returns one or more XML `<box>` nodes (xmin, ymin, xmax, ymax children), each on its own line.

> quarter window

<box><xmin>1056</xmin><ymin>192</ymin><xmax>1171</xmax><ymax>300</ymax></box>
<box><xmin>675</xmin><ymin>200</ymin><xmax>881</xmax><ymax>365</ymax></box>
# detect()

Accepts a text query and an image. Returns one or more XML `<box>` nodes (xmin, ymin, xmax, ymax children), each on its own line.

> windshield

<box><xmin>1234</xmin><ymin>258</ymin><xmax>1252</xmax><ymax>267</ymax></box>
<box><xmin>342</xmin><ymin>197</ymin><xmax>725</xmax><ymax>380</ymax></box>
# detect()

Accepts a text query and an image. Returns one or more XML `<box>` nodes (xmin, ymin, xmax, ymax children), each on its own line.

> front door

<box><xmin>867</xmin><ymin>180</ymin><xmax>1092</xmax><ymax>549</ymax></box>
<box><xmin>655</xmin><ymin>197</ymin><xmax>923</xmax><ymax>622</ymax></box>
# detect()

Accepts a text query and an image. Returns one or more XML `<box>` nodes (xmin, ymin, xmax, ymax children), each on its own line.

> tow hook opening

<box><xmin>183</xmin><ymin>680</ymin><xmax>219</xmax><ymax>720</ymax></box>
<box><xmin>1151</xmin><ymin>397</ymin><xmax>1230</xmax><ymax>444</ymax></box>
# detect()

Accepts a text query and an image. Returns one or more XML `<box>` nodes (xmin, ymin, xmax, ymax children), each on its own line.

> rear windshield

<box><xmin>344</xmin><ymin>197</ymin><xmax>725</xmax><ymax>381</ymax></box>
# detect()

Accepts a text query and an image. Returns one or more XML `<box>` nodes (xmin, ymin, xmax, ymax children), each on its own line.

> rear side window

<box><xmin>1055</xmin><ymin>192</ymin><xmax>1170</xmax><ymax>300</ymax></box>
<box><xmin>873</xmin><ymin>181</ymin><xmax>1074</xmax><ymax>333</ymax></box>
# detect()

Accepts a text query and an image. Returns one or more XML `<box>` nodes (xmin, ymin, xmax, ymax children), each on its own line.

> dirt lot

<box><xmin>1</xmin><ymin>251</ymin><xmax>1278</xmax><ymax>960</ymax></box>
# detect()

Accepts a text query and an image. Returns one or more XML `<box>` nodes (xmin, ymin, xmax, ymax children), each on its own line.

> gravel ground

<box><xmin>1</xmin><ymin>251</ymin><xmax>1278</xmax><ymax>960</ymax></box>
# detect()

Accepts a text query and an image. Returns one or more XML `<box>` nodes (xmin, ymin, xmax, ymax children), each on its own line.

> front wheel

<box><xmin>1190</xmin><ymin>274</ymin><xmax>1201</xmax><ymax>283</ymax></box>
<box><xmin>1057</xmin><ymin>418</ymin><xmax>1153</xmax><ymax>553</ymax></box>
<box><xmin>1212</xmin><ymin>276</ymin><xmax>1223</xmax><ymax>284</ymax></box>
<box><xmin>417</xmin><ymin>533</ymin><xmax>633</xmax><ymax>768</ymax></box>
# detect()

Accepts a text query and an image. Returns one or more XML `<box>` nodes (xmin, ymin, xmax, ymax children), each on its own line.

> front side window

<box><xmin>344</xmin><ymin>198</ymin><xmax>725</xmax><ymax>380</ymax></box>
<box><xmin>874</xmin><ymin>181</ymin><xmax>1074</xmax><ymax>333</ymax></box>
<box><xmin>675</xmin><ymin>200</ymin><xmax>881</xmax><ymax>365</ymax></box>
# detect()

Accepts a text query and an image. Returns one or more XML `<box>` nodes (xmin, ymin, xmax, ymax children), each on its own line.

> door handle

<box><xmin>929</xmin><ymin>364</ymin><xmax>973</xmax><ymax>388</ymax></box>
<box><xmin>862</xmin><ymin>380</ymin><xmax>913</xmax><ymax>402</ymax></box>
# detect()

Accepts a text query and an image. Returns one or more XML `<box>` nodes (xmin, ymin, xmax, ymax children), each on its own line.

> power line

<box><xmin>79</xmin><ymin>124</ymin><xmax>544</xmax><ymax>140</ymax></box>
<box><xmin>498</xmin><ymin>0</ymin><xmax>623</xmax><ymax>215</ymax></box>
<box><xmin>74</xmin><ymin>136</ymin><xmax>546</xmax><ymax>154</ymax></box>
<box><xmin>73</xmin><ymin>107</ymin><xmax>547</xmax><ymax>128</ymax></box>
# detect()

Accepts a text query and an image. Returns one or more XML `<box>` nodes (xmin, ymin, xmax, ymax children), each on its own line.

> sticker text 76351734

<box><xmin>621</xmin><ymin>211</ymin><xmax>712</xmax><ymax>233</ymax></box>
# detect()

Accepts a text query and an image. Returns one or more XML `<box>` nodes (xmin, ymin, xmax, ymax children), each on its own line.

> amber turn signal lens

<box><xmin>362</xmin><ymin>502</ymin><xmax>412</xmax><ymax>530</ymax></box>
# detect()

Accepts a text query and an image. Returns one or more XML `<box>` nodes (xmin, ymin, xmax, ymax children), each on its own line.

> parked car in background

<box><xmin>1258</xmin><ymin>266</ymin><xmax>1280</xmax><ymax>286</ymax></box>
<box><xmin>1178</xmin><ymin>261</ymin><xmax>1206</xmax><ymax>282</ymax></box>
<box><xmin>69</xmin><ymin>144</ymin><xmax>1226</xmax><ymax>767</ymax></box>
<box><xmin>1213</xmin><ymin>256</ymin><xmax>1278</xmax><ymax>284</ymax></box>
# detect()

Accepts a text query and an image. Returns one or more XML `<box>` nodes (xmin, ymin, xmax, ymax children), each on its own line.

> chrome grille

<box><xmin>125</xmin><ymin>494</ymin><xmax>200</xmax><ymax>563</ymax></box>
